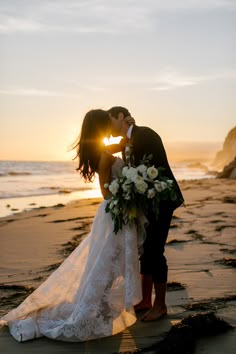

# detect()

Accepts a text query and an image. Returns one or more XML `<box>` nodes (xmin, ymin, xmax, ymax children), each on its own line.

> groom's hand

<box><xmin>119</xmin><ymin>137</ymin><xmax>129</xmax><ymax>149</ymax></box>
<box><xmin>125</xmin><ymin>116</ymin><xmax>136</xmax><ymax>125</ymax></box>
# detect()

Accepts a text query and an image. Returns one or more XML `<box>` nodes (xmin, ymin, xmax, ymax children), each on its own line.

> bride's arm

<box><xmin>98</xmin><ymin>152</ymin><xmax>115</xmax><ymax>199</ymax></box>
<box><xmin>105</xmin><ymin>138</ymin><xmax>127</xmax><ymax>154</ymax></box>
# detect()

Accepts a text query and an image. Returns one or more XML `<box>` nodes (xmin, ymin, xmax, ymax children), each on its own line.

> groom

<box><xmin>107</xmin><ymin>106</ymin><xmax>184</xmax><ymax>321</ymax></box>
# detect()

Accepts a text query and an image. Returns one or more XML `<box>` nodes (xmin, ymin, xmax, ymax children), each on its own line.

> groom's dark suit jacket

<box><xmin>126</xmin><ymin>125</ymin><xmax>184</xmax><ymax>210</ymax></box>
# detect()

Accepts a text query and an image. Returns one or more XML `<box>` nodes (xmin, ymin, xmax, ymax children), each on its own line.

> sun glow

<box><xmin>103</xmin><ymin>136</ymin><xmax>122</xmax><ymax>146</ymax></box>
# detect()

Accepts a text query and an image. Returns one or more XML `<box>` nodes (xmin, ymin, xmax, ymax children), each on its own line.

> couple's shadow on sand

<box><xmin>0</xmin><ymin>312</ymin><xmax>173</xmax><ymax>353</ymax></box>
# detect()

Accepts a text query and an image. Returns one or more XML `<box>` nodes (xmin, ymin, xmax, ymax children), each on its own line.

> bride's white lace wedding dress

<box><xmin>0</xmin><ymin>158</ymin><xmax>142</xmax><ymax>342</ymax></box>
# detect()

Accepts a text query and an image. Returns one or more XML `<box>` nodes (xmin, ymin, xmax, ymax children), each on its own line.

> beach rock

<box><xmin>212</xmin><ymin>126</ymin><xmax>236</xmax><ymax>170</ymax></box>
<box><xmin>217</xmin><ymin>157</ymin><xmax>236</xmax><ymax>179</ymax></box>
<box><xmin>219</xmin><ymin>158</ymin><xmax>236</xmax><ymax>178</ymax></box>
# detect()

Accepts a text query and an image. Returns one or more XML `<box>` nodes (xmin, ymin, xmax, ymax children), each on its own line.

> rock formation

<box><xmin>212</xmin><ymin>126</ymin><xmax>236</xmax><ymax>171</ymax></box>
<box><xmin>217</xmin><ymin>157</ymin><xmax>236</xmax><ymax>179</ymax></box>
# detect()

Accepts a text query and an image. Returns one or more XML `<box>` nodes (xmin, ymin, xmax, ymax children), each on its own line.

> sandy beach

<box><xmin>0</xmin><ymin>178</ymin><xmax>236</xmax><ymax>353</ymax></box>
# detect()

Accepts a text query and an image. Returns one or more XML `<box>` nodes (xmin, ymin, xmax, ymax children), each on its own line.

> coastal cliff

<box><xmin>212</xmin><ymin>126</ymin><xmax>236</xmax><ymax>178</ymax></box>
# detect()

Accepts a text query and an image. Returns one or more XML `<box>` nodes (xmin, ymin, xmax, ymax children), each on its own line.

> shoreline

<box><xmin>0</xmin><ymin>178</ymin><xmax>236</xmax><ymax>353</ymax></box>
<box><xmin>0</xmin><ymin>188</ymin><xmax>102</xmax><ymax>219</ymax></box>
<box><xmin>0</xmin><ymin>176</ymin><xmax>215</xmax><ymax>219</ymax></box>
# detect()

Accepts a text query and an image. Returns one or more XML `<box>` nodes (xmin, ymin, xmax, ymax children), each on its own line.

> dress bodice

<box><xmin>111</xmin><ymin>157</ymin><xmax>125</xmax><ymax>180</ymax></box>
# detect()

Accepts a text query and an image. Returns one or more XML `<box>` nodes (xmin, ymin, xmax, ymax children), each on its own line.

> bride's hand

<box><xmin>125</xmin><ymin>116</ymin><xmax>136</xmax><ymax>125</ymax></box>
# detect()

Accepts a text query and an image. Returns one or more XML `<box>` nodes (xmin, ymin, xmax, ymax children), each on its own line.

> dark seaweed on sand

<box><xmin>140</xmin><ymin>312</ymin><xmax>232</xmax><ymax>354</ymax></box>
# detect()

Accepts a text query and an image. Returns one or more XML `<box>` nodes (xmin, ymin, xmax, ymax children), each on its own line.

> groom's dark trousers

<box><xmin>140</xmin><ymin>202</ymin><xmax>173</xmax><ymax>283</ymax></box>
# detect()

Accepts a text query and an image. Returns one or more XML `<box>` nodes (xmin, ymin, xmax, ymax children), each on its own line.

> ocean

<box><xmin>0</xmin><ymin>159</ymin><xmax>214</xmax><ymax>218</ymax></box>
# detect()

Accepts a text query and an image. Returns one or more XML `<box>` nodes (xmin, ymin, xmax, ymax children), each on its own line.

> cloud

<box><xmin>149</xmin><ymin>68</ymin><xmax>236</xmax><ymax>91</ymax></box>
<box><xmin>73</xmin><ymin>67</ymin><xmax>236</xmax><ymax>91</ymax></box>
<box><xmin>0</xmin><ymin>0</ymin><xmax>235</xmax><ymax>34</ymax></box>
<box><xmin>0</xmin><ymin>0</ymin><xmax>153</xmax><ymax>34</ymax></box>
<box><xmin>152</xmin><ymin>0</ymin><xmax>236</xmax><ymax>12</ymax></box>
<box><xmin>150</xmin><ymin>70</ymin><xmax>208</xmax><ymax>91</ymax></box>
<box><xmin>0</xmin><ymin>87</ymin><xmax>79</xmax><ymax>97</ymax></box>
<box><xmin>0</xmin><ymin>17</ymin><xmax>44</xmax><ymax>34</ymax></box>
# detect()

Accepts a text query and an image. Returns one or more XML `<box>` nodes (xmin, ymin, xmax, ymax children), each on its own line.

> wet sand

<box><xmin>0</xmin><ymin>178</ymin><xmax>236</xmax><ymax>353</ymax></box>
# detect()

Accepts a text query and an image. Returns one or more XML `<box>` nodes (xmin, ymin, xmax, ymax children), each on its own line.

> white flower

<box><xmin>147</xmin><ymin>188</ymin><xmax>156</xmax><ymax>199</ymax></box>
<box><xmin>104</xmin><ymin>183</ymin><xmax>109</xmax><ymax>189</ymax></box>
<box><xmin>167</xmin><ymin>179</ymin><xmax>174</xmax><ymax>185</ymax></box>
<box><xmin>109</xmin><ymin>179</ymin><xmax>119</xmax><ymax>195</ymax></box>
<box><xmin>125</xmin><ymin>167</ymin><xmax>138</xmax><ymax>181</ymax></box>
<box><xmin>122</xmin><ymin>166</ymin><xmax>129</xmax><ymax>177</ymax></box>
<box><xmin>147</xmin><ymin>166</ymin><xmax>158</xmax><ymax>179</ymax></box>
<box><xmin>133</xmin><ymin>174</ymin><xmax>144</xmax><ymax>184</ymax></box>
<box><xmin>160</xmin><ymin>181</ymin><xmax>167</xmax><ymax>190</ymax></box>
<box><xmin>137</xmin><ymin>164</ymin><xmax>147</xmax><ymax>174</ymax></box>
<box><xmin>154</xmin><ymin>181</ymin><xmax>163</xmax><ymax>192</ymax></box>
<box><xmin>135</xmin><ymin>180</ymin><xmax>148</xmax><ymax>194</ymax></box>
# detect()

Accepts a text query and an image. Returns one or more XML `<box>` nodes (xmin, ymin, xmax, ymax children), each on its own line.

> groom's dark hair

<box><xmin>107</xmin><ymin>106</ymin><xmax>131</xmax><ymax>119</ymax></box>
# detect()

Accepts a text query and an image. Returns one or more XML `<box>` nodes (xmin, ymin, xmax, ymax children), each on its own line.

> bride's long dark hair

<box><xmin>72</xmin><ymin>109</ymin><xmax>110</xmax><ymax>182</ymax></box>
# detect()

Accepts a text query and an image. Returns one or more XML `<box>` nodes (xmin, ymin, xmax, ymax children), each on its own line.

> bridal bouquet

<box><xmin>105</xmin><ymin>156</ymin><xmax>180</xmax><ymax>234</ymax></box>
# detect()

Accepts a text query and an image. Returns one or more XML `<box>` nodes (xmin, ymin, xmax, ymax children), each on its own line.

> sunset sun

<box><xmin>103</xmin><ymin>136</ymin><xmax>122</xmax><ymax>146</ymax></box>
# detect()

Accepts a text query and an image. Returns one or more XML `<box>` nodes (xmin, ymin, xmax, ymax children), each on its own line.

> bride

<box><xmin>0</xmin><ymin>109</ymin><xmax>142</xmax><ymax>342</ymax></box>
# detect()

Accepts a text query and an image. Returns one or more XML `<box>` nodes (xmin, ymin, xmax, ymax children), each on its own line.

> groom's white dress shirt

<box><xmin>126</xmin><ymin>125</ymin><xmax>134</xmax><ymax>139</ymax></box>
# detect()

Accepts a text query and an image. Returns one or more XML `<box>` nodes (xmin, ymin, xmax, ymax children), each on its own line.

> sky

<box><xmin>0</xmin><ymin>0</ymin><xmax>235</xmax><ymax>161</ymax></box>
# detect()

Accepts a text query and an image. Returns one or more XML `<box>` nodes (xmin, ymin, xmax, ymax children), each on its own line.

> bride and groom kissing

<box><xmin>0</xmin><ymin>106</ymin><xmax>184</xmax><ymax>342</ymax></box>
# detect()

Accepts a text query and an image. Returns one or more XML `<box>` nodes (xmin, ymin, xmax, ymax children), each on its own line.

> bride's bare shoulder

<box><xmin>98</xmin><ymin>152</ymin><xmax>116</xmax><ymax>198</ymax></box>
